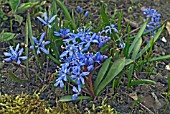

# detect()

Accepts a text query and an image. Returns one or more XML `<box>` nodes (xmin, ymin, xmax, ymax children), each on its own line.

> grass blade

<box><xmin>100</xmin><ymin>7</ymin><xmax>109</xmax><ymax>26</ymax></box>
<box><xmin>25</xmin><ymin>19</ymin><xmax>29</xmax><ymax>78</ymax></box>
<box><xmin>94</xmin><ymin>57</ymin><xmax>111</xmax><ymax>91</ymax></box>
<box><xmin>8</xmin><ymin>72</ymin><xmax>27</xmax><ymax>83</ymax></box>
<box><xmin>56</xmin><ymin>0</ymin><xmax>76</xmax><ymax>29</ymax></box>
<box><xmin>149</xmin><ymin>55</ymin><xmax>170</xmax><ymax>62</ymax></box>
<box><xmin>95</xmin><ymin>58</ymin><xmax>125</xmax><ymax>96</ymax></box>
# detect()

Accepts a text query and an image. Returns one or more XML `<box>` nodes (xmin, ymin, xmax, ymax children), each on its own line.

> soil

<box><xmin>0</xmin><ymin>0</ymin><xmax>170</xmax><ymax>113</ymax></box>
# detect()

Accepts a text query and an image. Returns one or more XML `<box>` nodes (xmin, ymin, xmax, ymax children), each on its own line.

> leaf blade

<box><xmin>95</xmin><ymin>58</ymin><xmax>126</xmax><ymax>96</ymax></box>
<box><xmin>94</xmin><ymin>57</ymin><xmax>111</xmax><ymax>91</ymax></box>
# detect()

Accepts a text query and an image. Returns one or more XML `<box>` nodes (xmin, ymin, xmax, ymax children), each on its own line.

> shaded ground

<box><xmin>0</xmin><ymin>0</ymin><xmax>170</xmax><ymax>113</ymax></box>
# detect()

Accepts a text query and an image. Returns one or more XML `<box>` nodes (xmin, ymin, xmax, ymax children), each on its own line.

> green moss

<box><xmin>0</xmin><ymin>93</ymin><xmax>79</xmax><ymax>114</ymax></box>
<box><xmin>0</xmin><ymin>93</ymin><xmax>119</xmax><ymax>114</ymax></box>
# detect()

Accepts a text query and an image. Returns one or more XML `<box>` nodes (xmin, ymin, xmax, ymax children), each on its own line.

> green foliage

<box><xmin>56</xmin><ymin>0</ymin><xmax>76</xmax><ymax>30</ymax></box>
<box><xmin>95</xmin><ymin>58</ymin><xmax>126</xmax><ymax>96</ymax></box>
<box><xmin>0</xmin><ymin>31</ymin><xmax>15</xmax><ymax>43</ymax></box>
<box><xmin>94</xmin><ymin>57</ymin><xmax>112</xmax><ymax>91</ymax></box>
<box><xmin>9</xmin><ymin>0</ymin><xmax>20</xmax><ymax>13</ymax></box>
<box><xmin>100</xmin><ymin>7</ymin><xmax>109</xmax><ymax>26</ymax></box>
<box><xmin>59</xmin><ymin>95</ymin><xmax>92</xmax><ymax>102</ymax></box>
<box><xmin>8</xmin><ymin>72</ymin><xmax>28</xmax><ymax>82</ymax></box>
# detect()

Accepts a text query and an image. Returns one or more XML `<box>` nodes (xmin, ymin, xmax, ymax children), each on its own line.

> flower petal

<box><xmin>4</xmin><ymin>58</ymin><xmax>12</xmax><ymax>62</ymax></box>
<box><xmin>4</xmin><ymin>52</ymin><xmax>12</xmax><ymax>57</ymax></box>
<box><xmin>37</xmin><ymin>17</ymin><xmax>47</xmax><ymax>25</ymax></box>
<box><xmin>39</xmin><ymin>33</ymin><xmax>46</xmax><ymax>44</ymax></box>
<box><xmin>49</xmin><ymin>15</ymin><xmax>57</xmax><ymax>23</ymax></box>
<box><xmin>40</xmin><ymin>47</ymin><xmax>49</xmax><ymax>54</ymax></box>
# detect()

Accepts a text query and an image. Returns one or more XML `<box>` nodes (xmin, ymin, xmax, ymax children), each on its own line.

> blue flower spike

<box><xmin>30</xmin><ymin>32</ymin><xmax>50</xmax><ymax>55</ymax></box>
<box><xmin>37</xmin><ymin>12</ymin><xmax>57</xmax><ymax>28</ymax></box>
<box><xmin>4</xmin><ymin>44</ymin><xmax>27</xmax><ymax>64</ymax></box>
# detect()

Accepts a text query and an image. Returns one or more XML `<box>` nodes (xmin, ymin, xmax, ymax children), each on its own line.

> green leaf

<box><xmin>95</xmin><ymin>58</ymin><xmax>126</xmax><ymax>96</ymax></box>
<box><xmin>47</xmin><ymin>54</ymin><xmax>60</xmax><ymax>65</ymax></box>
<box><xmin>0</xmin><ymin>31</ymin><xmax>15</xmax><ymax>43</ymax></box>
<box><xmin>149</xmin><ymin>55</ymin><xmax>170</xmax><ymax>62</ymax></box>
<box><xmin>118</xmin><ymin>10</ymin><xmax>123</xmax><ymax>31</ymax></box>
<box><xmin>132</xmin><ymin>37</ymin><xmax>142</xmax><ymax>60</ymax></box>
<box><xmin>128</xmin><ymin>20</ymin><xmax>148</xmax><ymax>56</ymax></box>
<box><xmin>100</xmin><ymin>7</ymin><xmax>109</xmax><ymax>26</ymax></box>
<box><xmin>130</xmin><ymin>79</ymin><xmax>156</xmax><ymax>86</ymax></box>
<box><xmin>17</xmin><ymin>2</ymin><xmax>39</xmax><ymax>13</ymax></box>
<box><xmin>125</xmin><ymin>59</ymin><xmax>134</xmax><ymax>66</ymax></box>
<box><xmin>59</xmin><ymin>95</ymin><xmax>92</xmax><ymax>102</ymax></box>
<box><xmin>94</xmin><ymin>57</ymin><xmax>111</xmax><ymax>91</ymax></box>
<box><xmin>14</xmin><ymin>14</ymin><xmax>23</xmax><ymax>25</ymax></box>
<box><xmin>136</xmin><ymin>24</ymin><xmax>165</xmax><ymax>59</ymax></box>
<box><xmin>8</xmin><ymin>72</ymin><xmax>27</xmax><ymax>83</ymax></box>
<box><xmin>56</xmin><ymin>0</ymin><xmax>76</xmax><ymax>29</ymax></box>
<box><xmin>9</xmin><ymin>0</ymin><xmax>20</xmax><ymax>13</ymax></box>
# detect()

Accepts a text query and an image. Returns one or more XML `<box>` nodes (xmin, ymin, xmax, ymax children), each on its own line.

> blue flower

<box><xmin>3</xmin><ymin>44</ymin><xmax>27</xmax><ymax>64</ymax></box>
<box><xmin>105</xmin><ymin>24</ymin><xmax>118</xmax><ymax>34</ymax></box>
<box><xmin>72</xmin><ymin>86</ymin><xmax>81</xmax><ymax>100</ymax></box>
<box><xmin>119</xmin><ymin>42</ymin><xmax>126</xmax><ymax>49</ymax></box>
<box><xmin>30</xmin><ymin>33</ymin><xmax>50</xmax><ymax>54</ymax></box>
<box><xmin>54</xmin><ymin>28</ymin><xmax>70</xmax><ymax>39</ymax></box>
<box><xmin>54</xmin><ymin>76</ymin><xmax>65</xmax><ymax>88</ymax></box>
<box><xmin>54</xmin><ymin>63</ymin><xmax>69</xmax><ymax>88</ymax></box>
<box><xmin>37</xmin><ymin>12</ymin><xmax>57</xmax><ymax>28</ymax></box>
<box><xmin>141</xmin><ymin>7</ymin><xmax>161</xmax><ymax>36</ymax></box>
<box><xmin>71</xmin><ymin>71</ymin><xmax>89</xmax><ymax>85</ymax></box>
<box><xmin>84</xmin><ymin>11</ymin><xmax>89</xmax><ymax>18</ymax></box>
<box><xmin>77</xmin><ymin>6</ymin><xmax>83</xmax><ymax>13</ymax></box>
<box><xmin>60</xmin><ymin>44</ymin><xmax>78</xmax><ymax>58</ymax></box>
<box><xmin>94</xmin><ymin>52</ymin><xmax>108</xmax><ymax>63</ymax></box>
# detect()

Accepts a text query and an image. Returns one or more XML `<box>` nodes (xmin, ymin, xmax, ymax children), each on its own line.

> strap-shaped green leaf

<box><xmin>136</xmin><ymin>24</ymin><xmax>165</xmax><ymax>59</ymax></box>
<box><xmin>149</xmin><ymin>55</ymin><xmax>170</xmax><ymax>62</ymax></box>
<box><xmin>128</xmin><ymin>20</ymin><xmax>148</xmax><ymax>56</ymax></box>
<box><xmin>94</xmin><ymin>57</ymin><xmax>111</xmax><ymax>91</ymax></box>
<box><xmin>95</xmin><ymin>58</ymin><xmax>125</xmax><ymax>96</ymax></box>
<box><xmin>59</xmin><ymin>95</ymin><xmax>92</xmax><ymax>102</ymax></box>
<box><xmin>132</xmin><ymin>37</ymin><xmax>142</xmax><ymax>60</ymax></box>
<box><xmin>100</xmin><ymin>8</ymin><xmax>109</xmax><ymax>26</ymax></box>
<box><xmin>130</xmin><ymin>79</ymin><xmax>156</xmax><ymax>86</ymax></box>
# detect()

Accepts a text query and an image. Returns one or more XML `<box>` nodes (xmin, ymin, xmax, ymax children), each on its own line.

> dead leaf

<box><xmin>166</xmin><ymin>22</ymin><xmax>170</xmax><ymax>35</ymax></box>
<box><xmin>165</xmin><ymin>63</ymin><xmax>170</xmax><ymax>70</ymax></box>
<box><xmin>129</xmin><ymin>92</ymin><xmax>138</xmax><ymax>100</ymax></box>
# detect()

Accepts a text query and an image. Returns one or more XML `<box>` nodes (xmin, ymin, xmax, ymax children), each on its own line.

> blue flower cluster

<box><xmin>54</xmin><ymin>25</ymin><xmax>117</xmax><ymax>100</ymax></box>
<box><xmin>141</xmin><ymin>7</ymin><xmax>161</xmax><ymax>35</ymax></box>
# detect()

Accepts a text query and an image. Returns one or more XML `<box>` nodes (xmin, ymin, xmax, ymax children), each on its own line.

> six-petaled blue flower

<box><xmin>30</xmin><ymin>32</ymin><xmax>50</xmax><ymax>54</ymax></box>
<box><xmin>3</xmin><ymin>44</ymin><xmax>27</xmax><ymax>64</ymax></box>
<box><xmin>37</xmin><ymin>12</ymin><xmax>57</xmax><ymax>28</ymax></box>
